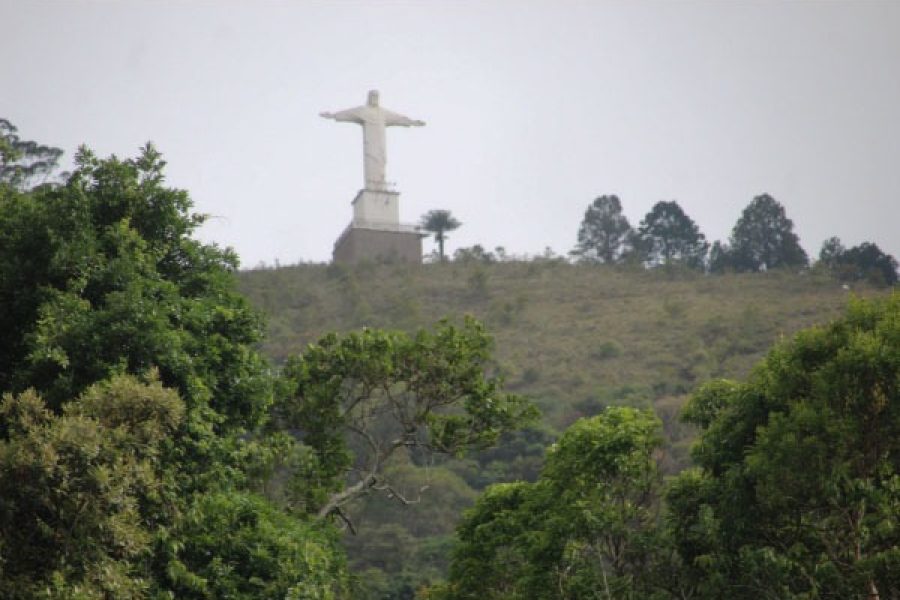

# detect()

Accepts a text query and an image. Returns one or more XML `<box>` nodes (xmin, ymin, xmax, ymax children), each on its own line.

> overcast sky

<box><xmin>3</xmin><ymin>0</ymin><xmax>898</xmax><ymax>266</ymax></box>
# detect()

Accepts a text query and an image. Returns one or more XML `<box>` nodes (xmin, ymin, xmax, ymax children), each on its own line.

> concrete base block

<box><xmin>333</xmin><ymin>226</ymin><xmax>423</xmax><ymax>264</ymax></box>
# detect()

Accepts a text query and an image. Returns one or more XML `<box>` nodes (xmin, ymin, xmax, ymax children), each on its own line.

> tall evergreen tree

<box><xmin>571</xmin><ymin>195</ymin><xmax>633</xmax><ymax>264</ymax></box>
<box><xmin>728</xmin><ymin>194</ymin><xmax>808</xmax><ymax>271</ymax></box>
<box><xmin>635</xmin><ymin>200</ymin><xmax>709</xmax><ymax>268</ymax></box>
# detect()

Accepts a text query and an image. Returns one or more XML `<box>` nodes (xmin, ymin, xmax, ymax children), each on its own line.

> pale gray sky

<box><xmin>3</xmin><ymin>0</ymin><xmax>898</xmax><ymax>266</ymax></box>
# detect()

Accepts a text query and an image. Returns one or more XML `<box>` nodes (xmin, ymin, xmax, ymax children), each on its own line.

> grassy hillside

<box><xmin>240</xmin><ymin>260</ymin><xmax>879</xmax><ymax>427</ymax></box>
<box><xmin>237</xmin><ymin>260</ymin><xmax>889</xmax><ymax>595</ymax></box>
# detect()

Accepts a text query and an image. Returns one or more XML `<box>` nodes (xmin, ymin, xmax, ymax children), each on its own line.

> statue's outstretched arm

<box><xmin>384</xmin><ymin>110</ymin><xmax>425</xmax><ymax>127</ymax></box>
<box><xmin>320</xmin><ymin>106</ymin><xmax>365</xmax><ymax>124</ymax></box>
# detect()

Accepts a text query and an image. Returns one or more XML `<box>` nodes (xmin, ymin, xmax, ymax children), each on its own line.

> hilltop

<box><xmin>239</xmin><ymin>261</ymin><xmax>876</xmax><ymax>426</ymax></box>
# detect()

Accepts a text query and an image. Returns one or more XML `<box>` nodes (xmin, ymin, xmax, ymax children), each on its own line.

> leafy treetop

<box><xmin>674</xmin><ymin>293</ymin><xmax>900</xmax><ymax>598</ymax></box>
<box><xmin>433</xmin><ymin>406</ymin><xmax>664</xmax><ymax>600</ymax></box>
<box><xmin>819</xmin><ymin>236</ymin><xmax>898</xmax><ymax>286</ymax></box>
<box><xmin>726</xmin><ymin>193</ymin><xmax>808</xmax><ymax>272</ymax></box>
<box><xmin>634</xmin><ymin>200</ymin><xmax>709</xmax><ymax>269</ymax></box>
<box><xmin>276</xmin><ymin>317</ymin><xmax>538</xmax><ymax>524</ymax></box>
<box><xmin>570</xmin><ymin>195</ymin><xmax>634</xmax><ymax>264</ymax></box>
<box><xmin>0</xmin><ymin>142</ymin><xmax>350</xmax><ymax>598</ymax></box>
<box><xmin>0</xmin><ymin>143</ymin><xmax>271</xmax><ymax>431</ymax></box>
<box><xmin>0</xmin><ymin>118</ymin><xmax>64</xmax><ymax>190</ymax></box>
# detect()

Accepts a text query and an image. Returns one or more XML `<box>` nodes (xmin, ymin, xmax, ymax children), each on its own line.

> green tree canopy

<box><xmin>420</xmin><ymin>209</ymin><xmax>462</xmax><ymax>261</ymax></box>
<box><xmin>275</xmin><ymin>317</ymin><xmax>538</xmax><ymax>524</ymax></box>
<box><xmin>434</xmin><ymin>407</ymin><xmax>664</xmax><ymax>600</ymax></box>
<box><xmin>838</xmin><ymin>242</ymin><xmax>898</xmax><ymax>286</ymax></box>
<box><xmin>0</xmin><ymin>144</ymin><xmax>271</xmax><ymax>435</ymax></box>
<box><xmin>819</xmin><ymin>237</ymin><xmax>898</xmax><ymax>286</ymax></box>
<box><xmin>818</xmin><ymin>235</ymin><xmax>846</xmax><ymax>269</ymax></box>
<box><xmin>635</xmin><ymin>200</ymin><xmax>709</xmax><ymax>268</ymax></box>
<box><xmin>707</xmin><ymin>240</ymin><xmax>732</xmax><ymax>274</ymax></box>
<box><xmin>673</xmin><ymin>294</ymin><xmax>900</xmax><ymax>598</ymax></box>
<box><xmin>570</xmin><ymin>195</ymin><xmax>634</xmax><ymax>264</ymax></box>
<box><xmin>166</xmin><ymin>491</ymin><xmax>348</xmax><ymax>599</ymax></box>
<box><xmin>0</xmin><ymin>374</ymin><xmax>182</xmax><ymax>598</ymax></box>
<box><xmin>0</xmin><ymin>375</ymin><xmax>348</xmax><ymax>600</ymax></box>
<box><xmin>727</xmin><ymin>194</ymin><xmax>808</xmax><ymax>272</ymax></box>
<box><xmin>0</xmin><ymin>144</ymin><xmax>350</xmax><ymax>597</ymax></box>
<box><xmin>0</xmin><ymin>118</ymin><xmax>64</xmax><ymax>190</ymax></box>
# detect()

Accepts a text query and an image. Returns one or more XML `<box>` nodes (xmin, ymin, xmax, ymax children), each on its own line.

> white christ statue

<box><xmin>320</xmin><ymin>90</ymin><xmax>425</xmax><ymax>191</ymax></box>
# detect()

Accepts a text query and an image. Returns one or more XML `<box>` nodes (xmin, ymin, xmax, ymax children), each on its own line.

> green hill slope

<box><xmin>240</xmin><ymin>261</ymin><xmax>876</xmax><ymax>427</ymax></box>
<box><xmin>237</xmin><ymin>261</ymin><xmax>888</xmax><ymax>596</ymax></box>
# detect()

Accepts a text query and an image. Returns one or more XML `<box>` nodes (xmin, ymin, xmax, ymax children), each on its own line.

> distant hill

<box><xmin>237</xmin><ymin>260</ymin><xmax>889</xmax><ymax>596</ymax></box>
<box><xmin>241</xmin><ymin>262</ymin><xmax>878</xmax><ymax>418</ymax></box>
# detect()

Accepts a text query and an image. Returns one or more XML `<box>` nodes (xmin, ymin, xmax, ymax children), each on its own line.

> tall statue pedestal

<box><xmin>351</xmin><ymin>188</ymin><xmax>399</xmax><ymax>224</ymax></box>
<box><xmin>332</xmin><ymin>189</ymin><xmax>424</xmax><ymax>264</ymax></box>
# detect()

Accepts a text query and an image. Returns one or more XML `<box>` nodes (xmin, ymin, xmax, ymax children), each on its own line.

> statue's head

<box><xmin>367</xmin><ymin>90</ymin><xmax>380</xmax><ymax>106</ymax></box>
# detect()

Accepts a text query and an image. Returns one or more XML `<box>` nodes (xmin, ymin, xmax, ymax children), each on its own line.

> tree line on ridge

<box><xmin>420</xmin><ymin>195</ymin><xmax>897</xmax><ymax>287</ymax></box>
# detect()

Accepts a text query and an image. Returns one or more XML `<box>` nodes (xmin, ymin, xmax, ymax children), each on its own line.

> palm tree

<box><xmin>420</xmin><ymin>210</ymin><xmax>461</xmax><ymax>261</ymax></box>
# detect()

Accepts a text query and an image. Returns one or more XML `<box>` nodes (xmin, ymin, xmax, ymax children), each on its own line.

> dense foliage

<box><xmin>0</xmin><ymin>135</ymin><xmax>351</xmax><ymax>596</ymax></box>
<box><xmin>431</xmin><ymin>407</ymin><xmax>664</xmax><ymax>599</ymax></box>
<box><xmin>435</xmin><ymin>294</ymin><xmax>899</xmax><ymax>599</ymax></box>
<box><xmin>0</xmin><ymin>123</ymin><xmax>539</xmax><ymax>598</ymax></box>
<box><xmin>276</xmin><ymin>318</ymin><xmax>538</xmax><ymax>521</ymax></box>
<box><xmin>0</xmin><ymin>144</ymin><xmax>271</xmax><ymax>431</ymax></box>
<box><xmin>672</xmin><ymin>294</ymin><xmax>900</xmax><ymax>598</ymax></box>
<box><xmin>0</xmin><ymin>375</ymin><xmax>182</xmax><ymax>598</ymax></box>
